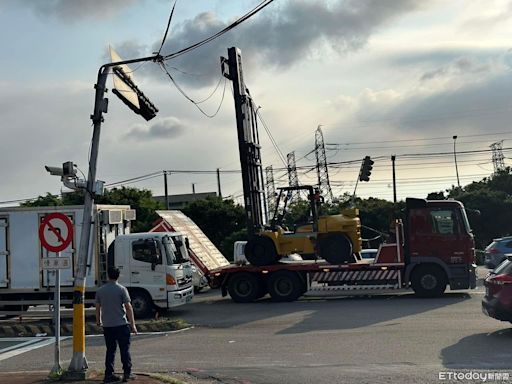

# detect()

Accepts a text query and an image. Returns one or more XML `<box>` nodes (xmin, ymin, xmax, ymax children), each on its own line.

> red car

<box><xmin>482</xmin><ymin>256</ymin><xmax>512</xmax><ymax>323</ymax></box>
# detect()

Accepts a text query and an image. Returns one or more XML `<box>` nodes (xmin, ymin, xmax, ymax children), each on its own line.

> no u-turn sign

<box><xmin>39</xmin><ymin>212</ymin><xmax>74</xmax><ymax>253</ymax></box>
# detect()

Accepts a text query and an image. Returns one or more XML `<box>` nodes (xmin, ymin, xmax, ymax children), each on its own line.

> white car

<box><xmin>191</xmin><ymin>264</ymin><xmax>209</xmax><ymax>293</ymax></box>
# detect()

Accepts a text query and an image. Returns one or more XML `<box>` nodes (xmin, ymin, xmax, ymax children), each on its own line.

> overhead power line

<box><xmin>159</xmin><ymin>62</ymin><xmax>227</xmax><ymax>118</ymax></box>
<box><xmin>325</xmin><ymin>130</ymin><xmax>512</xmax><ymax>146</ymax></box>
<box><xmin>256</xmin><ymin>108</ymin><xmax>287</xmax><ymax>167</ymax></box>
<box><xmin>157</xmin><ymin>0</ymin><xmax>178</xmax><ymax>56</ymax></box>
<box><xmin>105</xmin><ymin>171</ymin><xmax>163</xmax><ymax>188</ymax></box>
<box><xmin>325</xmin><ymin>137</ymin><xmax>512</xmax><ymax>151</ymax></box>
<box><xmin>163</xmin><ymin>0</ymin><xmax>274</xmax><ymax>61</ymax></box>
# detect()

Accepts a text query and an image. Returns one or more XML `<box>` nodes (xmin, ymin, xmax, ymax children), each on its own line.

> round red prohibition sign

<box><xmin>39</xmin><ymin>212</ymin><xmax>74</xmax><ymax>253</ymax></box>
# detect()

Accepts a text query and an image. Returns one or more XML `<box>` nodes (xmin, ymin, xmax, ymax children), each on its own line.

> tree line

<box><xmin>22</xmin><ymin>168</ymin><xmax>512</xmax><ymax>259</ymax></box>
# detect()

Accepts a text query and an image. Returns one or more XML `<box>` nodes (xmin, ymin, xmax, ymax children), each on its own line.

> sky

<box><xmin>1</xmin><ymin>0</ymin><xmax>512</xmax><ymax>206</ymax></box>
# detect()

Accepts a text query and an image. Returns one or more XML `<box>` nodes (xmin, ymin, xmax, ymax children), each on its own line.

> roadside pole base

<box><xmin>50</xmin><ymin>363</ymin><xmax>62</xmax><ymax>376</ymax></box>
<box><xmin>62</xmin><ymin>370</ymin><xmax>88</xmax><ymax>381</ymax></box>
<box><xmin>66</xmin><ymin>354</ymin><xmax>89</xmax><ymax>381</ymax></box>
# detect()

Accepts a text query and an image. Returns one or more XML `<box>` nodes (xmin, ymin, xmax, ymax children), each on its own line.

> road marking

<box><xmin>0</xmin><ymin>337</ymin><xmax>58</xmax><ymax>362</ymax></box>
<box><xmin>0</xmin><ymin>329</ymin><xmax>193</xmax><ymax>361</ymax></box>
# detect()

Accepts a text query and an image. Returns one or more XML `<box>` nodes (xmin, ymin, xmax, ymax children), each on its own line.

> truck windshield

<box><xmin>162</xmin><ymin>236</ymin><xmax>189</xmax><ymax>265</ymax></box>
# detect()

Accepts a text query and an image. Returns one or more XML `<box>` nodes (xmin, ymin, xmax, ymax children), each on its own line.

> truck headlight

<box><xmin>166</xmin><ymin>274</ymin><xmax>176</xmax><ymax>285</ymax></box>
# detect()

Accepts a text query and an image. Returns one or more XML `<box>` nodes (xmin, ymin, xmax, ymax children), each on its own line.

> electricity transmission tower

<box><xmin>490</xmin><ymin>140</ymin><xmax>505</xmax><ymax>174</ymax></box>
<box><xmin>265</xmin><ymin>165</ymin><xmax>277</xmax><ymax>217</ymax></box>
<box><xmin>287</xmin><ymin>151</ymin><xmax>299</xmax><ymax>200</ymax></box>
<box><xmin>315</xmin><ymin>126</ymin><xmax>334</xmax><ymax>202</ymax></box>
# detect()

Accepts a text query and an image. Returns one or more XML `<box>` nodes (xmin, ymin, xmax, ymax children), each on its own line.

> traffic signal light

<box><xmin>359</xmin><ymin>156</ymin><xmax>374</xmax><ymax>182</ymax></box>
<box><xmin>112</xmin><ymin>66</ymin><xmax>159</xmax><ymax>121</ymax></box>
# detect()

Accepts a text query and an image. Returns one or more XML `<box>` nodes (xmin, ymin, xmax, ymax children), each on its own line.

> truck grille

<box><xmin>177</xmin><ymin>277</ymin><xmax>192</xmax><ymax>287</ymax></box>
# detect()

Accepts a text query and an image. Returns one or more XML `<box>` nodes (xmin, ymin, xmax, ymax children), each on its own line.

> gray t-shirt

<box><xmin>95</xmin><ymin>281</ymin><xmax>131</xmax><ymax>327</ymax></box>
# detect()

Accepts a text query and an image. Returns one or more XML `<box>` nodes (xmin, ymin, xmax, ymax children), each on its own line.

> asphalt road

<box><xmin>1</xmin><ymin>270</ymin><xmax>511</xmax><ymax>384</ymax></box>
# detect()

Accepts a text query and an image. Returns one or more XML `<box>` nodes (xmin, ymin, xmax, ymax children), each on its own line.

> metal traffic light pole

<box><xmin>67</xmin><ymin>54</ymin><xmax>160</xmax><ymax>378</ymax></box>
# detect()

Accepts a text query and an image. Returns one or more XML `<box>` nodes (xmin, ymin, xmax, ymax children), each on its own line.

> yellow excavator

<box><xmin>245</xmin><ymin>185</ymin><xmax>362</xmax><ymax>266</ymax></box>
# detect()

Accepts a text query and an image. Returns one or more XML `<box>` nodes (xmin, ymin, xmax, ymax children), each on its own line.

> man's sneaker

<box><xmin>123</xmin><ymin>373</ymin><xmax>136</xmax><ymax>382</ymax></box>
<box><xmin>103</xmin><ymin>374</ymin><xmax>122</xmax><ymax>383</ymax></box>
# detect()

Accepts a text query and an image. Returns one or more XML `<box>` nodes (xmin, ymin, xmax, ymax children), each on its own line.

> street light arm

<box><xmin>97</xmin><ymin>54</ymin><xmax>163</xmax><ymax>78</ymax></box>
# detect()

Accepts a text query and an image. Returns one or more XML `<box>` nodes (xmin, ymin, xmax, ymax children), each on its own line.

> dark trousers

<box><xmin>103</xmin><ymin>324</ymin><xmax>132</xmax><ymax>377</ymax></box>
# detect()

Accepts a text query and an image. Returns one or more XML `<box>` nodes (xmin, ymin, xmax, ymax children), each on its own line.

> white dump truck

<box><xmin>0</xmin><ymin>205</ymin><xmax>193</xmax><ymax>317</ymax></box>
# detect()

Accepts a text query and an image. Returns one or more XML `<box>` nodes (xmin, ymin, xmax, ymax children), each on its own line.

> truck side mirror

<box><xmin>185</xmin><ymin>237</ymin><xmax>190</xmax><ymax>248</ymax></box>
<box><xmin>151</xmin><ymin>262</ymin><xmax>156</xmax><ymax>271</ymax></box>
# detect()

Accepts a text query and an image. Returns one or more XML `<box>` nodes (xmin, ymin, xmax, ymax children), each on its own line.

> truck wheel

<box><xmin>411</xmin><ymin>265</ymin><xmax>447</xmax><ymax>298</ymax></box>
<box><xmin>130</xmin><ymin>290</ymin><xmax>153</xmax><ymax>318</ymax></box>
<box><xmin>228</xmin><ymin>273</ymin><xmax>263</xmax><ymax>303</ymax></box>
<box><xmin>267</xmin><ymin>271</ymin><xmax>304</xmax><ymax>302</ymax></box>
<box><xmin>245</xmin><ymin>236</ymin><xmax>279</xmax><ymax>266</ymax></box>
<box><xmin>319</xmin><ymin>234</ymin><xmax>355</xmax><ymax>264</ymax></box>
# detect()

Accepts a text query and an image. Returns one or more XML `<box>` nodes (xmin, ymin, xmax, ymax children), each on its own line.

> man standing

<box><xmin>96</xmin><ymin>267</ymin><xmax>138</xmax><ymax>383</ymax></box>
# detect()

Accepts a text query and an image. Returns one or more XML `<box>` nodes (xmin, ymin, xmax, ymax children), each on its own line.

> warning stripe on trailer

<box><xmin>312</xmin><ymin>269</ymin><xmax>399</xmax><ymax>284</ymax></box>
<box><xmin>309</xmin><ymin>284</ymin><xmax>400</xmax><ymax>292</ymax></box>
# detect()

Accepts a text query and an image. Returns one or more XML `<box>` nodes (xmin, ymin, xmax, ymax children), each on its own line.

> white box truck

<box><xmin>0</xmin><ymin>204</ymin><xmax>194</xmax><ymax>317</ymax></box>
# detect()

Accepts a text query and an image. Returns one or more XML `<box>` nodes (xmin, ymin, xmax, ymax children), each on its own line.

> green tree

<box><xmin>220</xmin><ymin>229</ymin><xmax>247</xmax><ymax>261</ymax></box>
<box><xmin>182</xmin><ymin>197</ymin><xmax>246</xmax><ymax>257</ymax></box>
<box><xmin>426</xmin><ymin>191</ymin><xmax>445</xmax><ymax>200</ymax></box>
<box><xmin>97</xmin><ymin>187</ymin><xmax>163</xmax><ymax>232</ymax></box>
<box><xmin>281</xmin><ymin>199</ymin><xmax>311</xmax><ymax>230</ymax></box>
<box><xmin>21</xmin><ymin>193</ymin><xmax>63</xmax><ymax>207</ymax></box>
<box><xmin>22</xmin><ymin>187</ymin><xmax>162</xmax><ymax>233</ymax></box>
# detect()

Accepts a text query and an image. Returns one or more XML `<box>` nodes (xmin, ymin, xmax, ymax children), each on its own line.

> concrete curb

<box><xmin>0</xmin><ymin>319</ymin><xmax>189</xmax><ymax>337</ymax></box>
<box><xmin>0</xmin><ymin>370</ymin><xmax>187</xmax><ymax>384</ymax></box>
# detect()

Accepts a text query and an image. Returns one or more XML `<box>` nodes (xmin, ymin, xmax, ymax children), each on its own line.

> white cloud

<box><xmin>125</xmin><ymin>117</ymin><xmax>187</xmax><ymax>140</ymax></box>
<box><xmin>112</xmin><ymin>0</ymin><xmax>431</xmax><ymax>88</ymax></box>
<box><xmin>327</xmin><ymin>53</ymin><xmax>512</xmax><ymax>141</ymax></box>
<box><xmin>2</xmin><ymin>0</ymin><xmax>141</xmax><ymax>21</ymax></box>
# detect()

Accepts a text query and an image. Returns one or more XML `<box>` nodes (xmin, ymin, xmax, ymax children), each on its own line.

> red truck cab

<box><xmin>403</xmin><ymin>198</ymin><xmax>477</xmax><ymax>296</ymax></box>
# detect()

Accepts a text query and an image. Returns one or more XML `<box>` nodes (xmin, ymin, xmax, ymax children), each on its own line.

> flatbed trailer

<box><xmin>208</xmin><ymin>209</ymin><xmax>477</xmax><ymax>303</ymax></box>
<box><xmin>208</xmin><ymin>232</ymin><xmax>409</xmax><ymax>302</ymax></box>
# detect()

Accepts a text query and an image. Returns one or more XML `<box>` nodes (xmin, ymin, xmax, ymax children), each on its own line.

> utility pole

<box><xmin>217</xmin><ymin>168</ymin><xmax>222</xmax><ymax>198</ymax></box>
<box><xmin>315</xmin><ymin>126</ymin><xmax>334</xmax><ymax>202</ymax></box>
<box><xmin>67</xmin><ymin>53</ymin><xmax>159</xmax><ymax>378</ymax></box>
<box><xmin>221</xmin><ymin>47</ymin><xmax>266</xmax><ymax>236</ymax></box>
<box><xmin>391</xmin><ymin>155</ymin><xmax>397</xmax><ymax>203</ymax></box>
<box><xmin>164</xmin><ymin>171</ymin><xmax>169</xmax><ymax>209</ymax></box>
<box><xmin>453</xmin><ymin>135</ymin><xmax>460</xmax><ymax>188</ymax></box>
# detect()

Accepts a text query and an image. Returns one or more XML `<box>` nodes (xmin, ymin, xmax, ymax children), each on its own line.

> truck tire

<box><xmin>228</xmin><ymin>273</ymin><xmax>264</xmax><ymax>303</ymax></box>
<box><xmin>245</xmin><ymin>236</ymin><xmax>279</xmax><ymax>266</ymax></box>
<box><xmin>130</xmin><ymin>290</ymin><xmax>153</xmax><ymax>318</ymax></box>
<box><xmin>319</xmin><ymin>234</ymin><xmax>355</xmax><ymax>265</ymax></box>
<box><xmin>411</xmin><ymin>265</ymin><xmax>447</xmax><ymax>298</ymax></box>
<box><xmin>267</xmin><ymin>271</ymin><xmax>304</xmax><ymax>302</ymax></box>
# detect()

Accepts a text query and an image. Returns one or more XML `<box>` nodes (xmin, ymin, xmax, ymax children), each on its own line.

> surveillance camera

<box><xmin>45</xmin><ymin>161</ymin><xmax>77</xmax><ymax>178</ymax></box>
<box><xmin>45</xmin><ymin>165</ymin><xmax>64</xmax><ymax>176</ymax></box>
